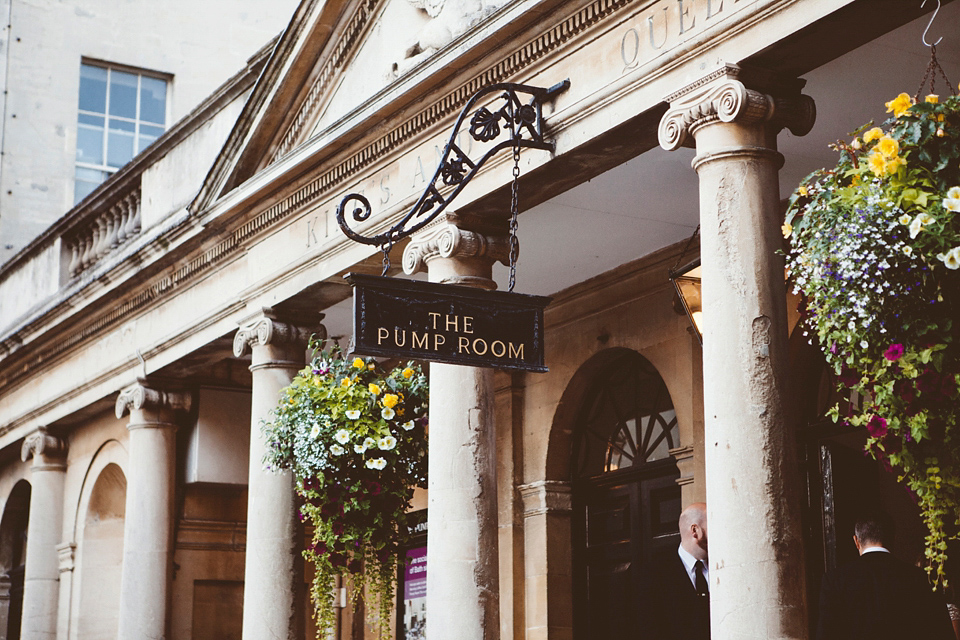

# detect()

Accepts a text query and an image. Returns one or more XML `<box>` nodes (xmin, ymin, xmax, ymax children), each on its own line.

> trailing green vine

<box><xmin>263</xmin><ymin>342</ymin><xmax>428</xmax><ymax>637</ymax></box>
<box><xmin>785</xmin><ymin>92</ymin><xmax>960</xmax><ymax>585</ymax></box>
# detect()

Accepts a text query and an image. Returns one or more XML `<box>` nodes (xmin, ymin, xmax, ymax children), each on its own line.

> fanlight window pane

<box><xmin>573</xmin><ymin>352</ymin><xmax>679</xmax><ymax>478</ymax></box>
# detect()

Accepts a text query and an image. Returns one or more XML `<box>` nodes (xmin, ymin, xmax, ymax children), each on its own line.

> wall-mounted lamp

<box><xmin>670</xmin><ymin>257</ymin><xmax>703</xmax><ymax>345</ymax></box>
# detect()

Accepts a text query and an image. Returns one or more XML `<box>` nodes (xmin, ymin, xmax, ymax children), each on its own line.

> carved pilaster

<box><xmin>232</xmin><ymin>309</ymin><xmax>322</xmax><ymax>358</ymax></box>
<box><xmin>115</xmin><ymin>381</ymin><xmax>192</xmax><ymax>420</ymax></box>
<box><xmin>20</xmin><ymin>427</ymin><xmax>67</xmax><ymax>467</ymax></box>
<box><xmin>658</xmin><ymin>64</ymin><xmax>816</xmax><ymax>152</ymax></box>
<box><xmin>518</xmin><ymin>480</ymin><xmax>572</xmax><ymax>518</ymax></box>
<box><xmin>402</xmin><ymin>218</ymin><xmax>510</xmax><ymax>287</ymax></box>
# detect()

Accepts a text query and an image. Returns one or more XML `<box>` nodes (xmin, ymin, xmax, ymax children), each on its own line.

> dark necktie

<box><xmin>694</xmin><ymin>560</ymin><xmax>708</xmax><ymax>597</ymax></box>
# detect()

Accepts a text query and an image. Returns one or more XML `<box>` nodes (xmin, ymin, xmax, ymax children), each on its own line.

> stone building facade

<box><xmin>0</xmin><ymin>0</ymin><xmax>957</xmax><ymax>639</ymax></box>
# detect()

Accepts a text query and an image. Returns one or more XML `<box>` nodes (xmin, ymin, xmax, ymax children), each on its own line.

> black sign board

<box><xmin>346</xmin><ymin>273</ymin><xmax>550</xmax><ymax>372</ymax></box>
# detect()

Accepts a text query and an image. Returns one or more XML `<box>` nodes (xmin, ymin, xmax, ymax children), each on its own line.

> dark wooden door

<box><xmin>574</xmin><ymin>461</ymin><xmax>681</xmax><ymax>640</ymax></box>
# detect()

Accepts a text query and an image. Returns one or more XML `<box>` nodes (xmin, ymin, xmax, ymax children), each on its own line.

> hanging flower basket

<box><xmin>784</xmin><ymin>91</ymin><xmax>960</xmax><ymax>584</ymax></box>
<box><xmin>263</xmin><ymin>343</ymin><xmax>428</xmax><ymax>638</ymax></box>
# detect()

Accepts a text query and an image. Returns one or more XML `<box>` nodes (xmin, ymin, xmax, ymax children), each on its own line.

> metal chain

<box><xmin>381</xmin><ymin>236</ymin><xmax>393</xmax><ymax>276</ymax></box>
<box><xmin>915</xmin><ymin>45</ymin><xmax>957</xmax><ymax>101</ymax></box>
<box><xmin>508</xmin><ymin>141</ymin><xmax>521</xmax><ymax>292</ymax></box>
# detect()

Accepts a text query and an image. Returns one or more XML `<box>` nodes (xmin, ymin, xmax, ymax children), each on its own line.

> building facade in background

<box><xmin>0</xmin><ymin>0</ymin><xmax>957</xmax><ymax>639</ymax></box>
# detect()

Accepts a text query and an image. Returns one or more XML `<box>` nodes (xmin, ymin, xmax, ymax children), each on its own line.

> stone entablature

<box><xmin>0</xmin><ymin>0</ymin><xmax>870</xmax><ymax>446</ymax></box>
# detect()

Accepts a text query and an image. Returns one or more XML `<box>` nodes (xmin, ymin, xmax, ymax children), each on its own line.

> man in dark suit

<box><xmin>637</xmin><ymin>502</ymin><xmax>710</xmax><ymax>640</ymax></box>
<box><xmin>817</xmin><ymin>513</ymin><xmax>954</xmax><ymax>640</ymax></box>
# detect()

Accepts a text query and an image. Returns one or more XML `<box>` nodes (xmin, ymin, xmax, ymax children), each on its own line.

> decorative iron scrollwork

<box><xmin>336</xmin><ymin>80</ymin><xmax>570</xmax><ymax>248</ymax></box>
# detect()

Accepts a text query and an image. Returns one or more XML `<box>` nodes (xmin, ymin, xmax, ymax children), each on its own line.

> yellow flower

<box><xmin>937</xmin><ymin>114</ymin><xmax>945</xmax><ymax>122</ymax></box>
<box><xmin>867</xmin><ymin>151</ymin><xmax>888</xmax><ymax>176</ymax></box>
<box><xmin>368</xmin><ymin>383</ymin><xmax>381</xmax><ymax>396</ymax></box>
<box><xmin>863</xmin><ymin>127</ymin><xmax>884</xmax><ymax>144</ymax></box>
<box><xmin>797</xmin><ymin>186</ymin><xmax>808</xmax><ymax>197</ymax></box>
<box><xmin>885</xmin><ymin>93</ymin><xmax>914</xmax><ymax>118</ymax></box>
<box><xmin>885</xmin><ymin>156</ymin><xmax>905</xmax><ymax>174</ymax></box>
<box><xmin>368</xmin><ymin>363</ymin><xmax>375</xmax><ymax>370</ymax></box>
<box><xmin>341</xmin><ymin>377</ymin><xmax>352</xmax><ymax>388</ymax></box>
<box><xmin>926</xmin><ymin>94</ymin><xmax>939</xmax><ymax>104</ymax></box>
<box><xmin>781</xmin><ymin>223</ymin><xmax>793</xmax><ymax>239</ymax></box>
<box><xmin>353</xmin><ymin>358</ymin><xmax>365</xmax><ymax>368</ymax></box>
<box><xmin>876</xmin><ymin>135</ymin><xmax>899</xmax><ymax>158</ymax></box>
<box><xmin>382</xmin><ymin>393</ymin><xmax>399</xmax><ymax>408</ymax></box>
<box><xmin>402</xmin><ymin>367</ymin><xmax>415</xmax><ymax>379</ymax></box>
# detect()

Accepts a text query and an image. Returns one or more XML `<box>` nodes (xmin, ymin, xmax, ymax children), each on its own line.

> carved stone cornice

<box><xmin>57</xmin><ymin>542</ymin><xmax>77</xmax><ymax>574</ymax></box>
<box><xmin>402</xmin><ymin>219</ymin><xmax>511</xmax><ymax>277</ymax></box>
<box><xmin>232</xmin><ymin>311</ymin><xmax>323</xmax><ymax>358</ymax></box>
<box><xmin>20</xmin><ymin>427</ymin><xmax>67</xmax><ymax>464</ymax></box>
<box><xmin>518</xmin><ymin>480</ymin><xmax>572</xmax><ymax>518</ymax></box>
<box><xmin>659</xmin><ymin>64</ymin><xmax>816</xmax><ymax>152</ymax></box>
<box><xmin>115</xmin><ymin>381</ymin><xmax>192</xmax><ymax>419</ymax></box>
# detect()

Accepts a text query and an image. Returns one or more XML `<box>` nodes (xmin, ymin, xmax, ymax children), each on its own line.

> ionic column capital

<box><xmin>402</xmin><ymin>218</ymin><xmax>510</xmax><ymax>284</ymax></box>
<box><xmin>115</xmin><ymin>381</ymin><xmax>192</xmax><ymax>420</ymax></box>
<box><xmin>659</xmin><ymin>64</ymin><xmax>815</xmax><ymax>151</ymax></box>
<box><xmin>20</xmin><ymin>427</ymin><xmax>67</xmax><ymax>466</ymax></box>
<box><xmin>232</xmin><ymin>309</ymin><xmax>322</xmax><ymax>358</ymax></box>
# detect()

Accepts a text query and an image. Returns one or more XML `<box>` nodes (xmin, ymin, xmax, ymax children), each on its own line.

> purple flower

<box><xmin>866</xmin><ymin>414</ymin><xmax>888</xmax><ymax>438</ymax></box>
<box><xmin>883</xmin><ymin>343</ymin><xmax>904</xmax><ymax>361</ymax></box>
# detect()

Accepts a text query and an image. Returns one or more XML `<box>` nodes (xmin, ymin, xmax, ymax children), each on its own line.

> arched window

<box><xmin>572</xmin><ymin>350</ymin><xmax>679</xmax><ymax>478</ymax></box>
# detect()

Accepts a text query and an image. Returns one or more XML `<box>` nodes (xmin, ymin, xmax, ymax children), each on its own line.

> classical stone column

<box><xmin>18</xmin><ymin>428</ymin><xmax>67</xmax><ymax>640</ymax></box>
<box><xmin>115</xmin><ymin>381</ymin><xmax>191</xmax><ymax>640</ymax></box>
<box><xmin>659</xmin><ymin>65</ymin><xmax>816</xmax><ymax>640</ymax></box>
<box><xmin>233</xmin><ymin>310</ymin><xmax>320</xmax><ymax>640</ymax></box>
<box><xmin>403</xmin><ymin>217</ymin><xmax>509</xmax><ymax>640</ymax></box>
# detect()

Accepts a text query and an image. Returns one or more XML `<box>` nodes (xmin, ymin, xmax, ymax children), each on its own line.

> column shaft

<box><xmin>20</xmin><ymin>431</ymin><xmax>67</xmax><ymax>640</ymax></box>
<box><xmin>694</xmin><ymin>123</ymin><xmax>807</xmax><ymax>639</ymax></box>
<box><xmin>426</xmin><ymin>363</ymin><xmax>499</xmax><ymax>640</ymax></box>
<box><xmin>235</xmin><ymin>314</ymin><xmax>312</xmax><ymax>640</ymax></box>
<box><xmin>117</xmin><ymin>418</ymin><xmax>177</xmax><ymax>640</ymax></box>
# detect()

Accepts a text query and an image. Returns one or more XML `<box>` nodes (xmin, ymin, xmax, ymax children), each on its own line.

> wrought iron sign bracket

<box><xmin>336</xmin><ymin>79</ymin><xmax>570</xmax><ymax>253</ymax></box>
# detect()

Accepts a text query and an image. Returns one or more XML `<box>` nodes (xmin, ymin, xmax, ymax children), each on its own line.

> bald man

<box><xmin>637</xmin><ymin>502</ymin><xmax>710</xmax><ymax>640</ymax></box>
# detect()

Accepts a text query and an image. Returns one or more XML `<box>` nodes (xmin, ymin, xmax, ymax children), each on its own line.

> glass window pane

<box><xmin>76</xmin><ymin>125</ymin><xmax>104</xmax><ymax>164</ymax></box>
<box><xmin>74</xmin><ymin>167</ymin><xmax>109</xmax><ymax>203</ymax></box>
<box><xmin>107</xmin><ymin>130</ymin><xmax>134</xmax><ymax>167</ymax></box>
<box><xmin>139</xmin><ymin>76</ymin><xmax>166</xmax><ymax>125</ymax></box>
<box><xmin>78</xmin><ymin>64</ymin><xmax>107</xmax><ymax>113</ymax></box>
<box><xmin>108</xmin><ymin>70</ymin><xmax>138</xmax><ymax>118</ymax></box>
<box><xmin>108</xmin><ymin>118</ymin><xmax>135</xmax><ymax>133</ymax></box>
<box><xmin>78</xmin><ymin>113</ymin><xmax>104</xmax><ymax>127</ymax></box>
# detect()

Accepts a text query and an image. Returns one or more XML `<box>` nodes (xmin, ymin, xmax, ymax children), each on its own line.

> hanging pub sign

<box><xmin>345</xmin><ymin>273</ymin><xmax>549</xmax><ymax>372</ymax></box>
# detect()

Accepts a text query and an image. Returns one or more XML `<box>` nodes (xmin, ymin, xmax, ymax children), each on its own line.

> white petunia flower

<box><xmin>335</xmin><ymin>429</ymin><xmax>351</xmax><ymax>444</ymax></box>
<box><xmin>940</xmin><ymin>247</ymin><xmax>960</xmax><ymax>270</ymax></box>
<box><xmin>860</xmin><ymin>340</ymin><xmax>869</xmax><ymax>349</ymax></box>
<box><xmin>355</xmin><ymin>443</ymin><xmax>368</xmax><ymax>454</ymax></box>
<box><xmin>366</xmin><ymin>458</ymin><xmax>388</xmax><ymax>470</ymax></box>
<box><xmin>902</xmin><ymin>245</ymin><xmax>913</xmax><ymax>256</ymax></box>
<box><xmin>378</xmin><ymin>435</ymin><xmax>397</xmax><ymax>450</ymax></box>
<box><xmin>346</xmin><ymin>410</ymin><xmax>361</xmax><ymax>420</ymax></box>
<box><xmin>944</xmin><ymin>186</ymin><xmax>960</xmax><ymax>212</ymax></box>
<box><xmin>310</xmin><ymin>424</ymin><xmax>321</xmax><ymax>439</ymax></box>
<box><xmin>899</xmin><ymin>214</ymin><xmax>912</xmax><ymax>225</ymax></box>
<box><xmin>365</xmin><ymin>458</ymin><xmax>378</xmax><ymax>469</ymax></box>
<box><xmin>363</xmin><ymin>437</ymin><xmax>376</xmax><ymax>450</ymax></box>
<box><xmin>381</xmin><ymin>407</ymin><xmax>395</xmax><ymax>420</ymax></box>
<box><xmin>330</xmin><ymin>444</ymin><xmax>345</xmax><ymax>456</ymax></box>
<box><xmin>402</xmin><ymin>420</ymin><xmax>415</xmax><ymax>431</ymax></box>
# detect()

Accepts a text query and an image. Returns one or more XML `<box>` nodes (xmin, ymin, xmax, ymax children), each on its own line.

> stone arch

<box><xmin>0</xmin><ymin>480</ymin><xmax>31</xmax><ymax>640</ymax></box>
<box><xmin>70</xmin><ymin>441</ymin><xmax>127</xmax><ymax>640</ymax></box>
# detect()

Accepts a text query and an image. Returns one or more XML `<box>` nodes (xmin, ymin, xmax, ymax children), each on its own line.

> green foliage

<box><xmin>263</xmin><ymin>341</ymin><xmax>428</xmax><ymax>638</ymax></box>
<box><xmin>785</xmin><ymin>93</ymin><xmax>960</xmax><ymax>586</ymax></box>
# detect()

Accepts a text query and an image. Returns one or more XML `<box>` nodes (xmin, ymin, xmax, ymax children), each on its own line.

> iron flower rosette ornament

<box><xmin>785</xmin><ymin>92</ymin><xmax>960</xmax><ymax>585</ymax></box>
<box><xmin>263</xmin><ymin>343</ymin><xmax>428</xmax><ymax>637</ymax></box>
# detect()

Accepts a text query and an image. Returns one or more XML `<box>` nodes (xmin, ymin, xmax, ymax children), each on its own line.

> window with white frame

<box><xmin>74</xmin><ymin>62</ymin><xmax>168</xmax><ymax>203</ymax></box>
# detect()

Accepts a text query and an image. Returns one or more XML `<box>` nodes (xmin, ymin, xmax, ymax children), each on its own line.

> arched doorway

<box><xmin>570</xmin><ymin>349</ymin><xmax>682</xmax><ymax>640</ymax></box>
<box><xmin>0</xmin><ymin>480</ymin><xmax>31</xmax><ymax>640</ymax></box>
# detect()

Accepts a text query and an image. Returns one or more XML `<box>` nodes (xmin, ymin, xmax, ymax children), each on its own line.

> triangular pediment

<box><xmin>192</xmin><ymin>0</ymin><xmax>455</xmax><ymax>211</ymax></box>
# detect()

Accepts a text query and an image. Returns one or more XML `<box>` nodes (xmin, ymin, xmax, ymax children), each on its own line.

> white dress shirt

<box><xmin>678</xmin><ymin>544</ymin><xmax>709</xmax><ymax>591</ymax></box>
